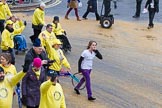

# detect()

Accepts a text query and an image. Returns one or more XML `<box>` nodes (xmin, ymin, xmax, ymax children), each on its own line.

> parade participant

<box><xmin>0</xmin><ymin>0</ymin><xmax>12</xmax><ymax>33</ymax></box>
<box><xmin>103</xmin><ymin>0</ymin><xmax>111</xmax><ymax>17</ymax></box>
<box><xmin>23</xmin><ymin>38</ymin><xmax>49</xmax><ymax>72</ymax></box>
<box><xmin>42</xmin><ymin>35</ymin><xmax>71</xmax><ymax>74</ymax></box>
<box><xmin>82</xmin><ymin>0</ymin><xmax>100</xmax><ymax>21</ymax></box>
<box><xmin>74</xmin><ymin>40</ymin><xmax>102</xmax><ymax>101</ymax></box>
<box><xmin>0</xmin><ymin>66</ymin><xmax>27</xmax><ymax>108</ymax></box>
<box><xmin>39</xmin><ymin>24</ymin><xmax>56</xmax><ymax>48</ymax></box>
<box><xmin>10</xmin><ymin>15</ymin><xmax>28</xmax><ymax>51</ymax></box>
<box><xmin>65</xmin><ymin>0</ymin><xmax>81</xmax><ymax>21</ymax></box>
<box><xmin>144</xmin><ymin>0</ymin><xmax>159</xmax><ymax>29</ymax></box>
<box><xmin>21</xmin><ymin>58</ymin><xmax>46</xmax><ymax>108</ymax></box>
<box><xmin>39</xmin><ymin>70</ymin><xmax>66</xmax><ymax>108</ymax></box>
<box><xmin>30</xmin><ymin>2</ymin><xmax>46</xmax><ymax>43</ymax></box>
<box><xmin>103</xmin><ymin>0</ymin><xmax>117</xmax><ymax>17</ymax></box>
<box><xmin>1</xmin><ymin>20</ymin><xmax>15</xmax><ymax>64</ymax></box>
<box><xmin>52</xmin><ymin>16</ymin><xmax>72</xmax><ymax>51</ymax></box>
<box><xmin>0</xmin><ymin>53</ymin><xmax>17</xmax><ymax>75</ymax></box>
<box><xmin>133</xmin><ymin>0</ymin><xmax>143</xmax><ymax>18</ymax></box>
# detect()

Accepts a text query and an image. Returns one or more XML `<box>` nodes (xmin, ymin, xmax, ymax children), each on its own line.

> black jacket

<box><xmin>23</xmin><ymin>48</ymin><xmax>49</xmax><ymax>71</ymax></box>
<box><xmin>145</xmin><ymin>0</ymin><xmax>159</xmax><ymax>12</ymax></box>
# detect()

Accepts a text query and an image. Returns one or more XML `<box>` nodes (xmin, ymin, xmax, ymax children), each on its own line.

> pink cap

<box><xmin>33</xmin><ymin>58</ymin><xmax>42</xmax><ymax>68</ymax></box>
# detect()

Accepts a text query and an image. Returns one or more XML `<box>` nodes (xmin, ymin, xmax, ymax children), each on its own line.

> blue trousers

<box><xmin>14</xmin><ymin>35</ymin><xmax>27</xmax><ymax>50</ymax></box>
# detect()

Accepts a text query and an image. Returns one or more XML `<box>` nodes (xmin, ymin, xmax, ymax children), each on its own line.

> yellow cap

<box><xmin>6</xmin><ymin>20</ymin><xmax>13</xmax><ymax>25</ymax></box>
<box><xmin>53</xmin><ymin>39</ymin><xmax>62</xmax><ymax>45</ymax></box>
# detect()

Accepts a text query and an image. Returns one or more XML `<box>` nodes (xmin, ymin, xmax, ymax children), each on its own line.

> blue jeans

<box><xmin>75</xmin><ymin>69</ymin><xmax>92</xmax><ymax>98</ymax></box>
<box><xmin>14</xmin><ymin>35</ymin><xmax>27</xmax><ymax>50</ymax></box>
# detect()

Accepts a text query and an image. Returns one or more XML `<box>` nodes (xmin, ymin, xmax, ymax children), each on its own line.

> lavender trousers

<box><xmin>75</xmin><ymin>69</ymin><xmax>92</xmax><ymax>98</ymax></box>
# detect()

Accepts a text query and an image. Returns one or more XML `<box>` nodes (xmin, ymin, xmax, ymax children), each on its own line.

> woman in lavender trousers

<box><xmin>74</xmin><ymin>40</ymin><xmax>103</xmax><ymax>101</ymax></box>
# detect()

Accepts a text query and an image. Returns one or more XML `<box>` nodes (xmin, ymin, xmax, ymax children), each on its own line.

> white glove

<box><xmin>142</xmin><ymin>8</ymin><xmax>148</xmax><ymax>14</ymax></box>
<box><xmin>78</xmin><ymin>2</ymin><xmax>82</xmax><ymax>7</ymax></box>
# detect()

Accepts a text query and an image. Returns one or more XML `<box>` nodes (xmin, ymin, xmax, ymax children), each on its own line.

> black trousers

<box><xmin>56</xmin><ymin>35</ymin><xmax>71</xmax><ymax>49</ymax></box>
<box><xmin>82</xmin><ymin>8</ymin><xmax>100</xmax><ymax>20</ymax></box>
<box><xmin>148</xmin><ymin>8</ymin><xmax>156</xmax><ymax>26</ymax></box>
<box><xmin>0</xmin><ymin>20</ymin><xmax>5</xmax><ymax>34</ymax></box>
<box><xmin>30</xmin><ymin>29</ymin><xmax>42</xmax><ymax>43</ymax></box>
<box><xmin>103</xmin><ymin>0</ymin><xmax>111</xmax><ymax>17</ymax></box>
<box><xmin>135</xmin><ymin>0</ymin><xmax>143</xmax><ymax>16</ymax></box>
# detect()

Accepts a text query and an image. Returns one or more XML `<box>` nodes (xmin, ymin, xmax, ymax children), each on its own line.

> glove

<box><xmin>48</xmin><ymin>60</ymin><xmax>56</xmax><ymax>64</ymax></box>
<box><xmin>64</xmin><ymin>31</ymin><xmax>67</xmax><ymax>35</ymax></box>
<box><xmin>21</xmin><ymin>95</ymin><xmax>27</xmax><ymax>105</ymax></box>
<box><xmin>24</xmin><ymin>21</ymin><xmax>27</xmax><ymax>26</ymax></box>
<box><xmin>16</xmin><ymin>82</ymin><xmax>20</xmax><ymax>88</ymax></box>
<box><xmin>22</xmin><ymin>65</ymin><xmax>28</xmax><ymax>73</ymax></box>
<box><xmin>155</xmin><ymin>6</ymin><xmax>159</xmax><ymax>13</ymax></box>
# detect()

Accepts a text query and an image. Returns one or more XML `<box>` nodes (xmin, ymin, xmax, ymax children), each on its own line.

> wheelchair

<box><xmin>13</xmin><ymin>35</ymin><xmax>28</xmax><ymax>55</ymax></box>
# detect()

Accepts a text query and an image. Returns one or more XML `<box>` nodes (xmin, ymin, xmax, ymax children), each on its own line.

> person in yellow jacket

<box><xmin>0</xmin><ymin>53</ymin><xmax>17</xmax><ymax>75</ymax></box>
<box><xmin>39</xmin><ymin>24</ymin><xmax>56</xmax><ymax>48</ymax></box>
<box><xmin>39</xmin><ymin>70</ymin><xmax>66</xmax><ymax>108</ymax></box>
<box><xmin>52</xmin><ymin>16</ymin><xmax>72</xmax><ymax>52</ymax></box>
<box><xmin>42</xmin><ymin>34</ymin><xmax>71</xmax><ymax>73</ymax></box>
<box><xmin>0</xmin><ymin>0</ymin><xmax>12</xmax><ymax>33</ymax></box>
<box><xmin>1</xmin><ymin>20</ymin><xmax>15</xmax><ymax>64</ymax></box>
<box><xmin>30</xmin><ymin>2</ymin><xmax>46</xmax><ymax>43</ymax></box>
<box><xmin>0</xmin><ymin>66</ymin><xmax>27</xmax><ymax>108</ymax></box>
<box><xmin>10</xmin><ymin>15</ymin><xmax>28</xmax><ymax>51</ymax></box>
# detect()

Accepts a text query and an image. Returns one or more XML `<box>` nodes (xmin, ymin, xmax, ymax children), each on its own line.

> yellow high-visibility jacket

<box><xmin>39</xmin><ymin>30</ymin><xmax>56</xmax><ymax>47</ymax></box>
<box><xmin>13</xmin><ymin>20</ymin><xmax>25</xmax><ymax>36</ymax></box>
<box><xmin>0</xmin><ymin>64</ymin><xmax>17</xmax><ymax>75</ymax></box>
<box><xmin>1</xmin><ymin>29</ymin><xmax>14</xmax><ymax>50</ymax></box>
<box><xmin>32</xmin><ymin>8</ymin><xmax>45</xmax><ymax>26</ymax></box>
<box><xmin>44</xmin><ymin>40</ymin><xmax>70</xmax><ymax>71</ymax></box>
<box><xmin>0</xmin><ymin>71</ymin><xmax>26</xmax><ymax>108</ymax></box>
<box><xmin>0</xmin><ymin>2</ymin><xmax>12</xmax><ymax>20</ymax></box>
<box><xmin>39</xmin><ymin>80</ymin><xmax>66</xmax><ymax>108</ymax></box>
<box><xmin>52</xmin><ymin>23</ymin><xmax>65</xmax><ymax>36</ymax></box>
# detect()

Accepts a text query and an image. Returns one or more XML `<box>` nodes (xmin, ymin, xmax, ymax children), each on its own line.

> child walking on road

<box><xmin>74</xmin><ymin>40</ymin><xmax>103</xmax><ymax>101</ymax></box>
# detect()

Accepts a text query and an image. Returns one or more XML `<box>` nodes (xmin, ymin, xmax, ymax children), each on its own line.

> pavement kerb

<box><xmin>11</xmin><ymin>0</ymin><xmax>62</xmax><ymax>12</ymax></box>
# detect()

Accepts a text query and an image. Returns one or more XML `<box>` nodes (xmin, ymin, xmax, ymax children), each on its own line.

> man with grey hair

<box><xmin>23</xmin><ymin>38</ymin><xmax>49</xmax><ymax>72</ymax></box>
<box><xmin>30</xmin><ymin>2</ymin><xmax>46</xmax><ymax>43</ymax></box>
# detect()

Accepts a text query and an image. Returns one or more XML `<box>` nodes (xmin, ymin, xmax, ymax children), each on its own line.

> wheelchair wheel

<box><xmin>15</xmin><ymin>51</ymin><xmax>19</xmax><ymax>55</ymax></box>
<box><xmin>101</xmin><ymin>17</ymin><xmax>113</xmax><ymax>28</ymax></box>
<box><xmin>71</xmin><ymin>72</ymin><xmax>86</xmax><ymax>90</ymax></box>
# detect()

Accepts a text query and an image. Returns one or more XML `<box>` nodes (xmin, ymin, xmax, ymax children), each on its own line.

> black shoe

<box><xmin>147</xmin><ymin>26</ymin><xmax>153</xmax><ymax>29</ymax></box>
<box><xmin>88</xmin><ymin>97</ymin><xmax>96</xmax><ymax>101</ymax></box>
<box><xmin>132</xmin><ymin>15</ymin><xmax>140</xmax><ymax>18</ymax></box>
<box><xmin>82</xmin><ymin>17</ymin><xmax>88</xmax><ymax>20</ymax></box>
<box><xmin>22</xmin><ymin>48</ymin><xmax>28</xmax><ymax>52</ymax></box>
<box><xmin>74</xmin><ymin>88</ymin><xmax>80</xmax><ymax>95</ymax></box>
